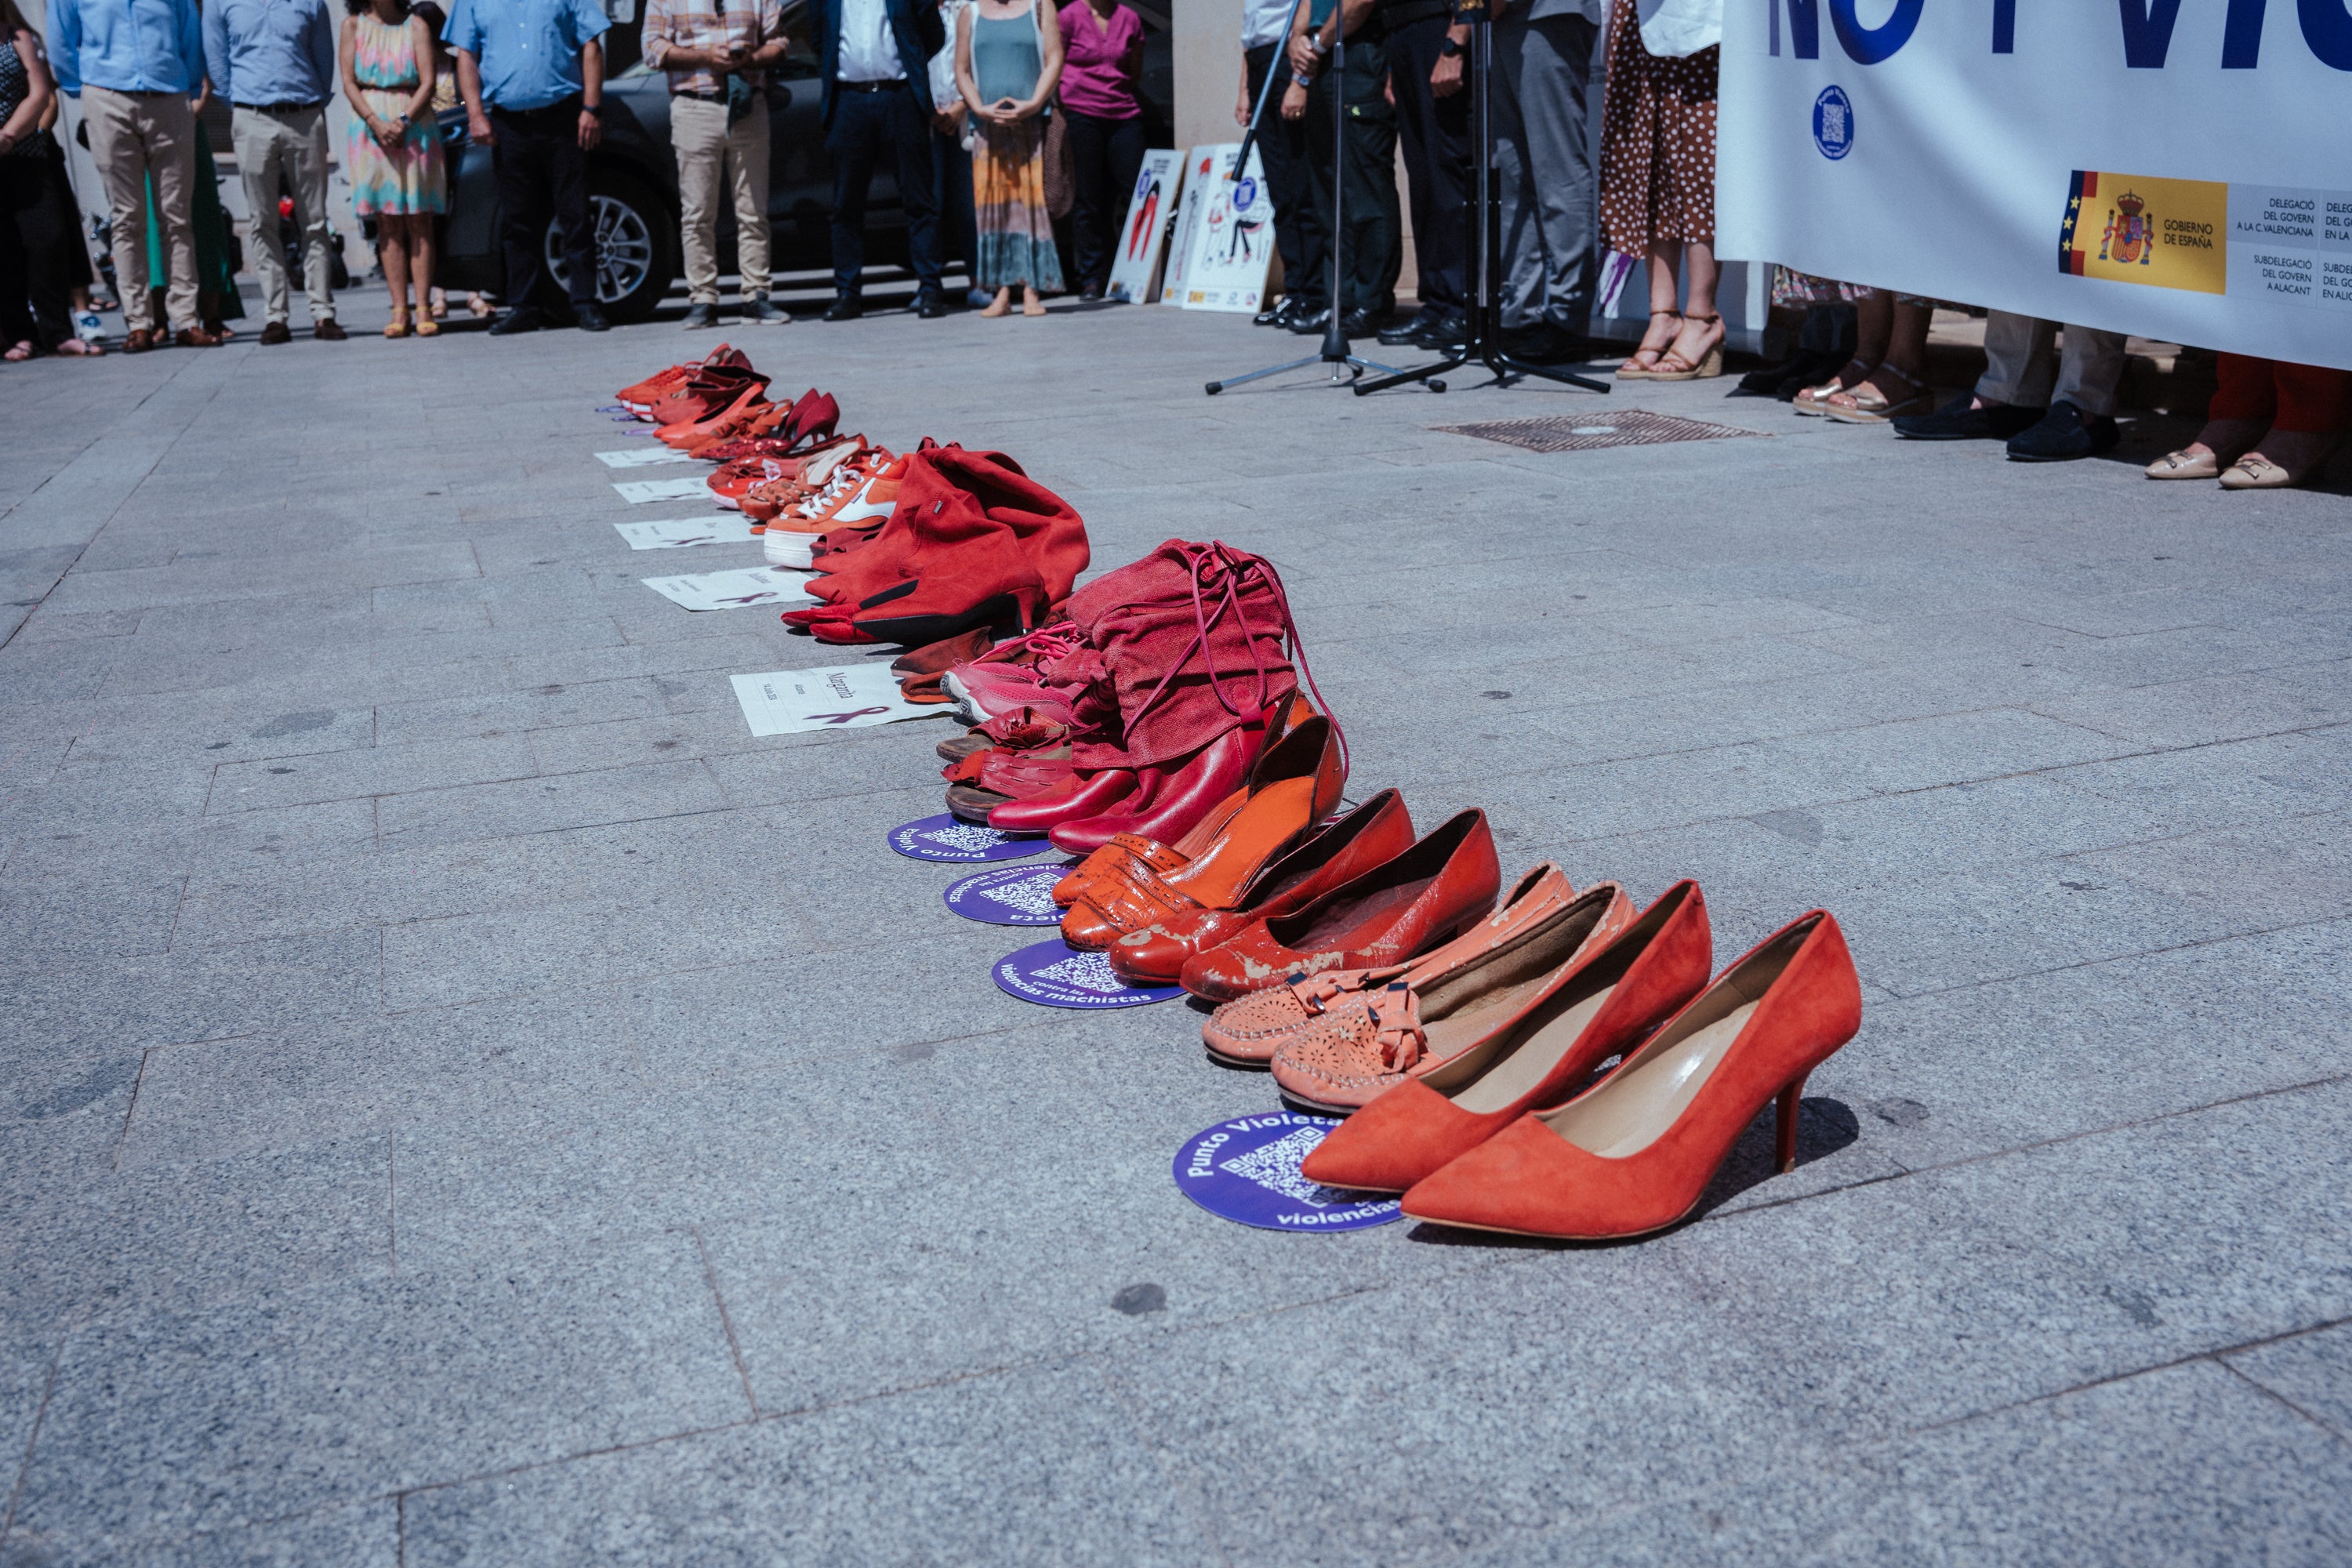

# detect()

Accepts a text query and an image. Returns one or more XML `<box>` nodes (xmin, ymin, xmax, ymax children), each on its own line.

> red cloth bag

<box><xmin>786</xmin><ymin>445</ymin><xmax>1090</xmax><ymax>647</ymax></box>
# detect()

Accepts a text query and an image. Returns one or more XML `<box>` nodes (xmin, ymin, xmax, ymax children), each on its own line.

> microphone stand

<box><xmin>1205</xmin><ymin>34</ymin><xmax>1400</xmax><ymax>395</ymax></box>
<box><xmin>1355</xmin><ymin>10</ymin><xmax>1607</xmax><ymax>397</ymax></box>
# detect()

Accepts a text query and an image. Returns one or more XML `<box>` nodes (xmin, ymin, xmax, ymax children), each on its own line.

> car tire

<box><xmin>546</xmin><ymin>169</ymin><xmax>675</xmax><ymax>325</ymax></box>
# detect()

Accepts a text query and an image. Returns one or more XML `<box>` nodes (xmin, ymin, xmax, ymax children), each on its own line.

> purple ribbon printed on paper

<box><xmin>887</xmin><ymin>813</ymin><xmax>1052</xmax><ymax>864</ymax></box>
<box><xmin>993</xmin><ymin>938</ymin><xmax>1185</xmax><ymax>1008</ymax></box>
<box><xmin>943</xmin><ymin>866</ymin><xmax>1069</xmax><ymax>926</ymax></box>
<box><xmin>1173</xmin><ymin>1112</ymin><xmax>1403</xmax><ymax>1232</ymax></box>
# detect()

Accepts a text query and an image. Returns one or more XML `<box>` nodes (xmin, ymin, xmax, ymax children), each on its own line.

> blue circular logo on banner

<box><xmin>994</xmin><ymin>938</ymin><xmax>1185</xmax><ymax>1009</ymax></box>
<box><xmin>1233</xmin><ymin>174</ymin><xmax>1259</xmax><ymax>211</ymax></box>
<box><xmin>1813</xmin><ymin>85</ymin><xmax>1854</xmax><ymax>160</ymax></box>
<box><xmin>943</xmin><ymin>865</ymin><xmax>1067</xmax><ymax>926</ymax></box>
<box><xmin>888</xmin><ymin>813</ymin><xmax>1051</xmax><ymax>864</ymax></box>
<box><xmin>1173</xmin><ymin>1113</ymin><xmax>1403</xmax><ymax>1232</ymax></box>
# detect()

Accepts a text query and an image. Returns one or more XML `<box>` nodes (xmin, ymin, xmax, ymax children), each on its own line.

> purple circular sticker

<box><xmin>944</xmin><ymin>865</ymin><xmax>1067</xmax><ymax>926</ymax></box>
<box><xmin>889</xmin><ymin>812</ymin><xmax>1051</xmax><ymax>863</ymax></box>
<box><xmin>994</xmin><ymin>938</ymin><xmax>1185</xmax><ymax>1009</ymax></box>
<box><xmin>1173</xmin><ymin>1112</ymin><xmax>1403</xmax><ymax>1232</ymax></box>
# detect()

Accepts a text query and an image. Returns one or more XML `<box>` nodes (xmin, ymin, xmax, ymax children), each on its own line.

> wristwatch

<box><xmin>582</xmin><ymin>100</ymin><xmax>604</xmax><ymax>116</ymax></box>
<box><xmin>1439</xmin><ymin>36</ymin><xmax>1465</xmax><ymax>56</ymax></box>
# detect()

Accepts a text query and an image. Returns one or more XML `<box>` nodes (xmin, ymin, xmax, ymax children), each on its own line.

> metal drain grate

<box><xmin>1432</xmin><ymin>408</ymin><xmax>1771</xmax><ymax>453</ymax></box>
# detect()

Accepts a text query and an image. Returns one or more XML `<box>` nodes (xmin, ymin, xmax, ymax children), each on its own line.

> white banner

<box><xmin>1718</xmin><ymin>1</ymin><xmax>2352</xmax><ymax>369</ymax></box>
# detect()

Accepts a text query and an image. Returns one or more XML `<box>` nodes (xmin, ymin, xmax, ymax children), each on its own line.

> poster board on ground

<box><xmin>731</xmin><ymin>663</ymin><xmax>939</xmax><ymax>735</ymax></box>
<box><xmin>1158</xmin><ymin>146</ymin><xmax>1220</xmax><ymax>304</ymax></box>
<box><xmin>1108</xmin><ymin>148</ymin><xmax>1182</xmax><ymax>303</ymax></box>
<box><xmin>1177</xmin><ymin>143</ymin><xmax>1277</xmax><ymax>314</ymax></box>
<box><xmin>641</xmin><ymin>564</ymin><xmax>818</xmax><ymax>612</ymax></box>
<box><xmin>1716</xmin><ymin>1</ymin><xmax>2352</xmax><ymax>370</ymax></box>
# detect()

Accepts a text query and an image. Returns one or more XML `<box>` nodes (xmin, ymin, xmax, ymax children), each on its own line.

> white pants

<box><xmin>230</xmin><ymin>103</ymin><xmax>337</xmax><ymax>324</ymax></box>
<box><xmin>1977</xmin><ymin>310</ymin><xmax>2127</xmax><ymax>418</ymax></box>
<box><xmin>673</xmin><ymin>93</ymin><xmax>771</xmax><ymax>303</ymax></box>
<box><xmin>81</xmin><ymin>86</ymin><xmax>198</xmax><ymax>334</ymax></box>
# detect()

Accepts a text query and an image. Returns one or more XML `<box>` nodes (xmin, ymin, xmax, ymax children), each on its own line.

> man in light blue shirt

<box><xmin>205</xmin><ymin>0</ymin><xmax>346</xmax><ymax>342</ymax></box>
<box><xmin>47</xmin><ymin>0</ymin><xmax>215</xmax><ymax>347</ymax></box>
<box><xmin>444</xmin><ymin>0</ymin><xmax>612</xmax><ymax>332</ymax></box>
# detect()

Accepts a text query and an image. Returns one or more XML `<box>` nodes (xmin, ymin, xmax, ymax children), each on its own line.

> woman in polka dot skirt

<box><xmin>1599</xmin><ymin>0</ymin><xmax>1723</xmax><ymax>381</ymax></box>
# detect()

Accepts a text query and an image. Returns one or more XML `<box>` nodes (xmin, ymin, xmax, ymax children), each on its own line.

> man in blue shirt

<box><xmin>445</xmin><ymin>0</ymin><xmax>612</xmax><ymax>332</ymax></box>
<box><xmin>205</xmin><ymin>0</ymin><xmax>345</xmax><ymax>343</ymax></box>
<box><xmin>46</xmin><ymin>0</ymin><xmax>216</xmax><ymax>349</ymax></box>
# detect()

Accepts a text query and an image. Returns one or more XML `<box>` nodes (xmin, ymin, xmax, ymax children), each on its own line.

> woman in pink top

<box><xmin>1054</xmin><ymin>0</ymin><xmax>1145</xmax><ymax>300</ymax></box>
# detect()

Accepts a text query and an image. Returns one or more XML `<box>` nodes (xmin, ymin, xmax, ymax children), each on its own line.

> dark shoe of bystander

<box><xmin>683</xmin><ymin>302</ymin><xmax>720</xmax><ymax>329</ymax></box>
<box><xmin>259</xmin><ymin>321</ymin><xmax>292</xmax><ymax>346</ymax></box>
<box><xmin>824</xmin><ymin>295</ymin><xmax>864</xmax><ymax>322</ymax></box>
<box><xmin>314</xmin><ymin>318</ymin><xmax>347</xmax><ymax>341</ymax></box>
<box><xmin>575</xmin><ymin>304</ymin><xmax>610</xmax><ymax>333</ymax></box>
<box><xmin>2006</xmin><ymin>400</ymin><xmax>2118</xmax><ymax>463</ymax></box>
<box><xmin>489</xmin><ymin>307</ymin><xmax>547</xmax><ymax>337</ymax></box>
<box><xmin>1893</xmin><ymin>394</ymin><xmax>2042</xmax><ymax>441</ymax></box>
<box><xmin>915</xmin><ymin>290</ymin><xmax>949</xmax><ymax>319</ymax></box>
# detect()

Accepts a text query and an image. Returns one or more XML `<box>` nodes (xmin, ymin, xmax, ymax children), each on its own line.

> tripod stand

<box><xmin>1355</xmin><ymin>14</ymin><xmax>1607</xmax><ymax>397</ymax></box>
<box><xmin>1205</xmin><ymin>37</ymin><xmax>1400</xmax><ymax>396</ymax></box>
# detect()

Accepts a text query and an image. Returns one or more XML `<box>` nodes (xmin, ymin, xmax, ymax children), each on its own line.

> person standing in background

<box><xmin>443</xmin><ymin>0</ymin><xmax>611</xmax><ymax>334</ymax></box>
<box><xmin>1490</xmin><ymin>0</ymin><xmax>1600</xmax><ymax>362</ymax></box>
<box><xmin>408</xmin><ymin>0</ymin><xmax>491</xmax><ymax>321</ymax></box>
<box><xmin>1598</xmin><ymin>0</ymin><xmax>1721</xmax><ymax>379</ymax></box>
<box><xmin>1051</xmin><ymin>0</ymin><xmax>1137</xmax><ymax>302</ymax></box>
<box><xmin>1287</xmin><ymin>0</ymin><xmax>1399</xmax><ymax>339</ymax></box>
<box><xmin>46</xmin><ymin>0</ymin><xmax>216</xmax><ymax>349</ymax></box>
<box><xmin>207</xmin><ymin>0</ymin><xmax>346</xmax><ymax>343</ymax></box>
<box><xmin>642</xmin><ymin>0</ymin><xmax>786</xmax><ymax>329</ymax></box>
<box><xmin>927</xmin><ymin>0</ymin><xmax>984</xmax><ymax>307</ymax></box>
<box><xmin>0</xmin><ymin>0</ymin><xmax>103</xmax><ymax>356</ymax></box>
<box><xmin>1376</xmin><ymin>0</ymin><xmax>1472</xmax><ymax>352</ymax></box>
<box><xmin>1239</xmin><ymin>0</ymin><xmax>1322</xmax><ymax>331</ymax></box>
<box><xmin>341</xmin><ymin>0</ymin><xmax>442</xmax><ymax>336</ymax></box>
<box><xmin>954</xmin><ymin>0</ymin><xmax>1061</xmax><ymax>316</ymax></box>
<box><xmin>813</xmin><ymin>0</ymin><xmax>947</xmax><ymax>319</ymax></box>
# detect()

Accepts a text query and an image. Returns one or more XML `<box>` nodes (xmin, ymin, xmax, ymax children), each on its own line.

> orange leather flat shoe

<box><xmin>1398</xmin><ymin>909</ymin><xmax>1863</xmax><ymax>1240</ymax></box>
<box><xmin>1269</xmin><ymin>880</ymin><xmax>1645</xmax><ymax>1116</ymax></box>
<box><xmin>1200</xmin><ymin>862</ymin><xmax>1573</xmax><ymax>1065</ymax></box>
<box><xmin>1178</xmin><ymin>810</ymin><xmax>1503</xmax><ymax>1003</ymax></box>
<box><xmin>1103</xmin><ymin>789</ymin><xmax>1417</xmax><ymax>981</ymax></box>
<box><xmin>619</xmin><ymin>344</ymin><xmax>747</xmax><ymax>411</ymax></box>
<box><xmin>660</xmin><ymin>383</ymin><xmax>771</xmax><ymax>450</ymax></box>
<box><xmin>1295</xmin><ymin>880</ymin><xmax>1710</xmax><ymax>1180</ymax></box>
<box><xmin>1056</xmin><ymin>734</ymin><xmax>1342</xmax><ymax>951</ymax></box>
<box><xmin>1051</xmin><ymin>698</ymin><xmax>1328</xmax><ymax>909</ymax></box>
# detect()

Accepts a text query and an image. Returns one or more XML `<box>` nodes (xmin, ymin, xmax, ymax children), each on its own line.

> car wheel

<box><xmin>546</xmin><ymin>172</ymin><xmax>673</xmax><ymax>324</ymax></box>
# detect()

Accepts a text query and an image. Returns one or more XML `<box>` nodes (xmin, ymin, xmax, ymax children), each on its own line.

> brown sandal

<box><xmin>1648</xmin><ymin>313</ymin><xmax>1725</xmax><ymax>381</ymax></box>
<box><xmin>1617</xmin><ymin>310</ymin><xmax>1682</xmax><ymax>380</ymax></box>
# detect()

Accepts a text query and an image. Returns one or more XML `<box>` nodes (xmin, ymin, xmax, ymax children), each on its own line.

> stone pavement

<box><xmin>2</xmin><ymin>297</ymin><xmax>2349</xmax><ymax>1567</ymax></box>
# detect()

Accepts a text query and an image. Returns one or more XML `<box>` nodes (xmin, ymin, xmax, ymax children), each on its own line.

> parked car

<box><xmin>437</xmin><ymin>10</ymin><xmax>1173</xmax><ymax>321</ymax></box>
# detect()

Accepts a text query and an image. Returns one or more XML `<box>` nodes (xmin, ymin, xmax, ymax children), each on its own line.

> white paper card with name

<box><xmin>614</xmin><ymin>514</ymin><xmax>760</xmax><ymax>549</ymax></box>
<box><xmin>641</xmin><ymin>565</ymin><xmax>819</xmax><ymax>612</ymax></box>
<box><xmin>597</xmin><ymin>447</ymin><xmax>697</xmax><ymax>468</ymax></box>
<box><xmin>614</xmin><ymin>477</ymin><xmax>715</xmax><ymax>503</ymax></box>
<box><xmin>731</xmin><ymin>662</ymin><xmax>938</xmax><ymax>735</ymax></box>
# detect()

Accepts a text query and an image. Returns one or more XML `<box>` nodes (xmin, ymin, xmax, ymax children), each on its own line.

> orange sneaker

<box><xmin>762</xmin><ymin>448</ymin><xmax>904</xmax><ymax>568</ymax></box>
<box><xmin>741</xmin><ymin>438</ymin><xmax>871</xmax><ymax>526</ymax></box>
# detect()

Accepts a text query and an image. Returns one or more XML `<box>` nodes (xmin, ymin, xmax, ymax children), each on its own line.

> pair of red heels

<box><xmin>1228</xmin><ymin>877</ymin><xmax>1865</xmax><ymax>1240</ymax></box>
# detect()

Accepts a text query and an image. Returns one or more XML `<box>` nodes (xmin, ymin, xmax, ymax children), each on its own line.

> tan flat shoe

<box><xmin>2218</xmin><ymin>454</ymin><xmax>2293</xmax><ymax>490</ymax></box>
<box><xmin>2147</xmin><ymin>447</ymin><xmax>2220</xmax><ymax>480</ymax></box>
<box><xmin>1824</xmin><ymin>367</ymin><xmax>1933</xmax><ymax>424</ymax></box>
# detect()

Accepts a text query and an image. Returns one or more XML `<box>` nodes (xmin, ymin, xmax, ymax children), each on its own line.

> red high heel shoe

<box><xmin>1398</xmin><ymin>909</ymin><xmax>1863</xmax><ymax>1240</ymax></box>
<box><xmin>1295</xmin><ymin>880</ymin><xmax>1709</xmax><ymax>1182</ymax></box>
<box><xmin>1177</xmin><ymin>809</ymin><xmax>1503</xmax><ymax>1003</ymax></box>
<box><xmin>986</xmin><ymin>765</ymin><xmax>1145</xmax><ymax>834</ymax></box>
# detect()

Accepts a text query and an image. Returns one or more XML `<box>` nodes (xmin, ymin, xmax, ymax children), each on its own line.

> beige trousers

<box><xmin>231</xmin><ymin>103</ymin><xmax>337</xmax><ymax>324</ymax></box>
<box><xmin>672</xmin><ymin>93</ymin><xmax>770</xmax><ymax>303</ymax></box>
<box><xmin>81</xmin><ymin>86</ymin><xmax>200</xmax><ymax>334</ymax></box>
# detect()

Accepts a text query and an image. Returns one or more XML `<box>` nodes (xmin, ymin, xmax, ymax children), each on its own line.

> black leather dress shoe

<box><xmin>2006</xmin><ymin>400</ymin><xmax>2119</xmax><ymax>462</ymax></box>
<box><xmin>1254</xmin><ymin>299</ymin><xmax>1285</xmax><ymax>326</ymax></box>
<box><xmin>1339</xmin><ymin>306</ymin><xmax>1388</xmax><ymax>339</ymax></box>
<box><xmin>1080</xmin><ymin>283</ymin><xmax>1104</xmax><ymax>303</ymax></box>
<box><xmin>1286</xmin><ymin>305</ymin><xmax>1333</xmax><ymax>336</ymax></box>
<box><xmin>915</xmin><ymin>290</ymin><xmax>949</xmax><ymax>319</ymax></box>
<box><xmin>824</xmin><ymin>296</ymin><xmax>863</xmax><ymax>322</ymax></box>
<box><xmin>488</xmin><ymin>307</ymin><xmax>546</xmax><ymax>336</ymax></box>
<box><xmin>1410</xmin><ymin>310</ymin><xmax>1469</xmax><ymax>350</ymax></box>
<box><xmin>1377</xmin><ymin>307</ymin><xmax>1440</xmax><ymax>347</ymax></box>
<box><xmin>1893</xmin><ymin>394</ymin><xmax>2042</xmax><ymax>441</ymax></box>
<box><xmin>575</xmin><ymin>303</ymin><xmax>609</xmax><ymax>332</ymax></box>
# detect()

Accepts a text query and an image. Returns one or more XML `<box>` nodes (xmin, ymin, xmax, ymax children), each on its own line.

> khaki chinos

<box><xmin>79</xmin><ymin>85</ymin><xmax>200</xmax><ymax>334</ymax></box>
<box><xmin>672</xmin><ymin>92</ymin><xmax>771</xmax><ymax>304</ymax></box>
<box><xmin>230</xmin><ymin>102</ymin><xmax>337</xmax><ymax>325</ymax></box>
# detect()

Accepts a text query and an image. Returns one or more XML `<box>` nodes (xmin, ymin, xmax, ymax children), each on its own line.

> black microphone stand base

<box><xmin>1207</xmin><ymin>321</ymin><xmax>1403</xmax><ymax>395</ymax></box>
<box><xmin>1354</xmin><ymin>328</ymin><xmax>1610</xmax><ymax>397</ymax></box>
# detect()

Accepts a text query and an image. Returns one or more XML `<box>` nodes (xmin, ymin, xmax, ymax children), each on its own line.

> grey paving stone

<box><xmin>398</xmin><ymin>1358</ymin><xmax>1210</xmax><ymax>1568</ymax></box>
<box><xmin>372</xmin><ymin>757</ymin><xmax>730</xmax><ymax>854</ymax></box>
<box><xmin>105</xmin><ymin>1499</ymin><xmax>401</xmax><ymax>1568</ymax></box>
<box><xmin>2225</xmin><ymin>1320</ymin><xmax>2352</xmax><ymax>1439</ymax></box>
<box><xmin>205</xmin><ymin>735</ymin><xmax>539</xmax><ymax>815</ymax></box>
<box><xmin>3</xmin><ymin>1231</ymin><xmax>744</xmax><ymax>1556</ymax></box>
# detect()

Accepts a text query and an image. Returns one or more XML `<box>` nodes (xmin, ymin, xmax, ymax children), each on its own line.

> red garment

<box><xmin>783</xmin><ymin>444</ymin><xmax>1089</xmax><ymax>647</ymax></box>
<box><xmin>2210</xmin><ymin>353</ymin><xmax>2352</xmax><ymax>434</ymax></box>
<box><xmin>1062</xmin><ymin>540</ymin><xmax>1313</xmax><ymax>772</ymax></box>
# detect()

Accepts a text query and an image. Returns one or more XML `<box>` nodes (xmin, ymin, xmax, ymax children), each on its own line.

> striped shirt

<box><xmin>642</xmin><ymin>0</ymin><xmax>786</xmax><ymax>95</ymax></box>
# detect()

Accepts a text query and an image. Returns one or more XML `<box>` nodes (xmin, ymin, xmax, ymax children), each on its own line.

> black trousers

<box><xmin>1304</xmin><ymin>35</ymin><xmax>1399</xmax><ymax>314</ymax></box>
<box><xmin>489</xmin><ymin>99</ymin><xmax>595</xmax><ymax>313</ymax></box>
<box><xmin>1062</xmin><ymin>108</ymin><xmax>1145</xmax><ymax>292</ymax></box>
<box><xmin>932</xmin><ymin>124</ymin><xmax>976</xmax><ymax>284</ymax></box>
<box><xmin>1243</xmin><ymin>41</ymin><xmax>1326</xmax><ymax>310</ymax></box>
<box><xmin>1385</xmin><ymin>14</ymin><xmax>1471</xmax><ymax>314</ymax></box>
<box><xmin>0</xmin><ymin>142</ymin><xmax>82</xmax><ymax>348</ymax></box>
<box><xmin>825</xmin><ymin>82</ymin><xmax>942</xmax><ymax>297</ymax></box>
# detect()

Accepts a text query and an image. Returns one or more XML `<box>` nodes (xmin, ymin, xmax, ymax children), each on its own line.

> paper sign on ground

<box><xmin>730</xmin><ymin>662</ymin><xmax>936</xmax><ymax>736</ymax></box>
<box><xmin>1177</xmin><ymin>143</ymin><xmax>1276</xmax><ymax>314</ymax></box>
<box><xmin>1108</xmin><ymin>148</ymin><xmax>1181</xmax><ymax>303</ymax></box>
<box><xmin>613</xmin><ymin>514</ymin><xmax>759</xmax><ymax>550</ymax></box>
<box><xmin>641</xmin><ymin>564</ymin><xmax>818</xmax><ymax>612</ymax></box>
<box><xmin>613</xmin><ymin>476</ymin><xmax>714</xmax><ymax>504</ymax></box>
<box><xmin>596</xmin><ymin>447</ymin><xmax>696</xmax><ymax>468</ymax></box>
<box><xmin>1157</xmin><ymin>147</ymin><xmax>1218</xmax><ymax>304</ymax></box>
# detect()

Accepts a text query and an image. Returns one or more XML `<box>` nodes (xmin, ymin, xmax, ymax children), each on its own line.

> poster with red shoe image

<box><xmin>1108</xmin><ymin>148</ymin><xmax>1181</xmax><ymax>303</ymax></box>
<box><xmin>1157</xmin><ymin>146</ymin><xmax>1219</xmax><ymax>304</ymax></box>
<box><xmin>1177</xmin><ymin>143</ymin><xmax>1276</xmax><ymax>314</ymax></box>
